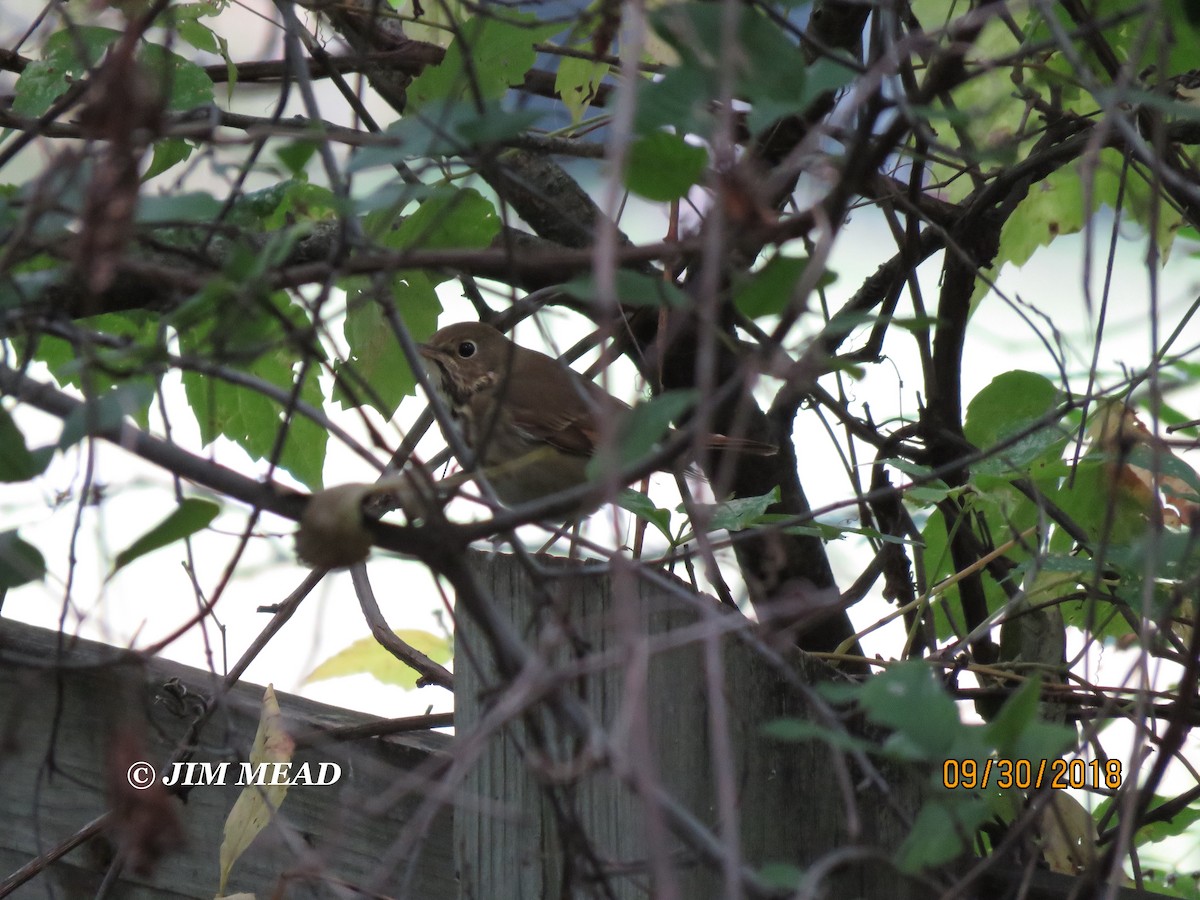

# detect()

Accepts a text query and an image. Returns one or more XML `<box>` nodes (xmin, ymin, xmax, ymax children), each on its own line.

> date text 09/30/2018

<box><xmin>943</xmin><ymin>758</ymin><xmax>1123</xmax><ymax>791</ymax></box>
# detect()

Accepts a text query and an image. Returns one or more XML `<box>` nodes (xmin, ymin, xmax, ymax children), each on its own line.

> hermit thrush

<box><xmin>418</xmin><ymin>322</ymin><xmax>772</xmax><ymax>507</ymax></box>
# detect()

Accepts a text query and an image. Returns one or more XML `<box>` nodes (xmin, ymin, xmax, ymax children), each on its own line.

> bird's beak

<box><xmin>416</xmin><ymin>343</ymin><xmax>443</xmax><ymax>379</ymax></box>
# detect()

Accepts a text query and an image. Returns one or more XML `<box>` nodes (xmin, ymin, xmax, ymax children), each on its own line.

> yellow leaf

<box><xmin>642</xmin><ymin>0</ymin><xmax>681</xmax><ymax>65</ymax></box>
<box><xmin>401</xmin><ymin>0</ymin><xmax>462</xmax><ymax>48</ymax></box>
<box><xmin>305</xmin><ymin>630</ymin><xmax>452</xmax><ymax>690</ymax></box>
<box><xmin>556</xmin><ymin>56</ymin><xmax>609</xmax><ymax>124</ymax></box>
<box><xmin>217</xmin><ymin>686</ymin><xmax>295</xmax><ymax>893</ymax></box>
<box><xmin>1038</xmin><ymin>792</ymin><xmax>1097</xmax><ymax>875</ymax></box>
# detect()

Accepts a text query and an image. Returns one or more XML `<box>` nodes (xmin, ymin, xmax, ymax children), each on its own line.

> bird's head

<box><xmin>418</xmin><ymin>322</ymin><xmax>515</xmax><ymax>404</ymax></box>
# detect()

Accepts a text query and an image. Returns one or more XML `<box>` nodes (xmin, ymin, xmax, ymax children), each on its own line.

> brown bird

<box><xmin>418</xmin><ymin>321</ymin><xmax>773</xmax><ymax>507</ymax></box>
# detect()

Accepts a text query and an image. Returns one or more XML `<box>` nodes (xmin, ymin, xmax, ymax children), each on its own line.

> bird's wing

<box><xmin>505</xmin><ymin>353</ymin><xmax>626</xmax><ymax>457</ymax></box>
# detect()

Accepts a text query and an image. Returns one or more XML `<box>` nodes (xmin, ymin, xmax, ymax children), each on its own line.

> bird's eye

<box><xmin>457</xmin><ymin>340</ymin><xmax>476</xmax><ymax>358</ymax></box>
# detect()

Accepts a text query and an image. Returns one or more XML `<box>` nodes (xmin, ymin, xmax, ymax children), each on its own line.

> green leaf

<box><xmin>1136</xmin><ymin>872</ymin><xmax>1199</xmax><ymax>899</ymax></box>
<box><xmin>1106</xmin><ymin>532</ymin><xmax>1200</xmax><ymax>608</ymax></box>
<box><xmin>733</xmin><ymin>255</ymin><xmax>830</xmax><ymax>319</ymax></box>
<box><xmin>14</xmin><ymin>58</ymin><xmax>73</xmax><ymax>116</ymax></box>
<box><xmin>933</xmin><ymin>494</ymin><xmax>1037</xmax><ymax>627</ymax></box>
<box><xmin>215</xmin><ymin>33</ymin><xmax>236</xmax><ymax>101</ymax></box>
<box><xmin>909</xmin><ymin>1</ymin><xmax>954</xmax><ymax>31</ymax></box>
<box><xmin>919</xmin><ymin>508</ymin><xmax>959</xmax><ymax>641</ymax></box>
<box><xmin>804</xmin><ymin>57</ymin><xmax>858</xmax><ymax>101</ymax></box>
<box><xmin>1049</xmin><ymin>456</ymin><xmax>1148</xmax><ymax>548</ymax></box>
<box><xmin>164</xmin><ymin>2</ymin><xmax>226</xmax><ymax>24</ymax></box>
<box><xmin>689</xmin><ymin>486</ymin><xmax>781</xmax><ymax>534</ymax></box>
<box><xmin>1017</xmin><ymin>554</ymin><xmax>1093</xmax><ymax>577</ymax></box>
<box><xmin>996</xmin><ymin>147</ymin><xmax>1182</xmax><ymax>289</ymax></box>
<box><xmin>0</xmin><ymin>269</ymin><xmax>58</xmax><ymax>311</ymax></box>
<box><xmin>276</xmin><ymin>141</ymin><xmax>318</xmax><ymax>176</ymax></box>
<box><xmin>264</xmin><ymin>183</ymin><xmax>338</xmax><ymax>229</ymax></box>
<box><xmin>984</xmin><ymin>676</ymin><xmax>1042</xmax><ymax>754</ymax></box>
<box><xmin>858</xmin><ymin>661</ymin><xmax>962</xmax><ymax>759</ymax></box>
<box><xmin>230</xmin><ymin>178</ymin><xmax>336</xmax><ymax>226</ymax></box>
<box><xmin>112</xmin><ymin>498</ymin><xmax>220</xmax><ymax>573</ymax></box>
<box><xmin>963</xmin><ymin>370</ymin><xmax>1067</xmax><ymax>476</ymax></box>
<box><xmin>1094</xmin><ymin>794</ymin><xmax>1200</xmax><ymax>847</ymax></box>
<box><xmin>143</xmin><ymin>138</ymin><xmax>195</xmax><ymax>181</ymax></box>
<box><xmin>964</xmin><ymin>370</ymin><xmax>1059</xmax><ymax>447</ymax></box>
<box><xmin>339</xmin><ymin>188</ymin><xmax>494</xmax><ymax>416</ymax></box>
<box><xmin>560</xmin><ymin>269</ymin><xmax>690</xmax><ymax>308</ymax></box>
<box><xmin>58</xmin><ymin>383</ymin><xmax>157</xmax><ymax>450</ymax></box>
<box><xmin>625</xmin><ymin>132</ymin><xmax>707</xmax><ymax>202</ymax></box>
<box><xmin>183</xmin><ymin>365</ymin><xmax>328</xmax><ymax>490</ymax></box>
<box><xmin>635</xmin><ymin>64</ymin><xmax>714</xmax><ymax>135</ymax></box>
<box><xmin>644</xmin><ymin>4</ymin><xmax>853</xmax><ymax>136</ymax></box>
<box><xmin>895</xmin><ymin>797</ymin><xmax>989</xmax><ymax>872</ymax></box>
<box><xmin>13</xmin><ymin>28</ymin><xmax>122</xmax><ymax>116</ymax></box>
<box><xmin>1155</xmin><ymin>400</ymin><xmax>1200</xmax><ymax>436</ymax></box>
<box><xmin>1000</xmin><ymin>164</ymin><xmax>1086</xmax><ymax>269</ymax></box>
<box><xmin>1026</xmin><ymin>1</ymin><xmax>1200</xmax><ymax>85</ymax></box>
<box><xmin>407</xmin><ymin>13</ymin><xmax>559</xmax><ymax>109</ymax></box>
<box><xmin>176</xmin><ymin>18</ymin><xmax>221</xmax><ymax>55</ymax></box>
<box><xmin>1059</xmin><ymin>596</ymin><xmax>1131</xmax><ymax>641</ymax></box>
<box><xmin>906</xmin><ymin>484</ymin><xmax>954</xmax><ymax>504</ymax></box>
<box><xmin>305</xmin><ymin>629</ymin><xmax>452</xmax><ymax>690</ymax></box>
<box><xmin>789</xmin><ymin>521</ymin><xmax>914</xmax><ymax>544</ymax></box>
<box><xmin>1165</xmin><ymin>2</ymin><xmax>1200</xmax><ymax>77</ymax></box>
<box><xmin>136</xmin><ymin>191</ymin><xmax>223</xmax><ymax>223</ymax></box>
<box><xmin>352</xmin><ymin>181</ymin><xmax>418</xmax><ymax>216</ymax></box>
<box><xmin>761</xmin><ymin>717</ymin><xmax>874</xmax><ymax>754</ymax></box>
<box><xmin>139</xmin><ymin>42</ymin><xmax>215</xmax><ymax>111</ymax></box>
<box><xmin>388</xmin><ymin>186</ymin><xmax>500</xmax><ymax>252</ymax></box>
<box><xmin>587</xmin><ymin>390</ymin><xmax>699</xmax><ymax>480</ymax></box>
<box><xmin>756</xmin><ymin>863</ymin><xmax>805</xmax><ymax>891</ymax></box>
<box><xmin>222</xmin><ymin>180</ymin><xmax>337</xmax><ymax>232</ymax></box>
<box><xmin>0</xmin><ymin>184</ymin><xmax>18</xmax><ymax>229</ymax></box>
<box><xmin>623</xmin><ymin>391</ymin><xmax>700</xmax><ymax>453</ymax></box>
<box><xmin>885</xmin><ymin>455</ymin><xmax>953</xmax><ymax>503</ymax></box>
<box><xmin>349</xmin><ymin>102</ymin><xmax>544</xmax><ymax>169</ymax></box>
<box><xmin>334</xmin><ymin>279</ymin><xmax>441</xmax><ymax>417</ymax></box>
<box><xmin>923</xmin><ymin>14</ymin><xmax>1028</xmax><ymax>208</ymax></box>
<box><xmin>617</xmin><ymin>489</ymin><xmax>673</xmax><ymax>542</ymax></box>
<box><xmin>1010</xmin><ymin>719</ymin><xmax>1077</xmax><ymax>771</ymax></box>
<box><xmin>0</xmin><ymin>530</ymin><xmax>46</xmax><ymax>589</ymax></box>
<box><xmin>23</xmin><ymin>311</ymin><xmax>163</xmax><ymax>428</ymax></box>
<box><xmin>0</xmin><ymin>406</ymin><xmax>51</xmax><ymax>482</ymax></box>
<box><xmin>179</xmin><ymin>291</ymin><xmax>328</xmax><ymax>489</ymax></box>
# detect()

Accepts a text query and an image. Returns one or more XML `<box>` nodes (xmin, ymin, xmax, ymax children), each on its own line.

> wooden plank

<box><xmin>0</xmin><ymin>618</ymin><xmax>454</xmax><ymax>899</ymax></box>
<box><xmin>455</xmin><ymin>550</ymin><xmax>927</xmax><ymax>899</ymax></box>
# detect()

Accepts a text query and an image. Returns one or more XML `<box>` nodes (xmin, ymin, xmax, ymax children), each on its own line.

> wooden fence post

<box><xmin>454</xmin><ymin>550</ymin><xmax>925</xmax><ymax>899</ymax></box>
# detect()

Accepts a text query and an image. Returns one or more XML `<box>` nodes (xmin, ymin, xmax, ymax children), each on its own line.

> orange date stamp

<box><xmin>943</xmin><ymin>758</ymin><xmax>1123</xmax><ymax>791</ymax></box>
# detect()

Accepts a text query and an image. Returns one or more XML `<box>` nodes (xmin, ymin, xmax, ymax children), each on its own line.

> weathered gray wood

<box><xmin>455</xmin><ymin>551</ymin><xmax>926</xmax><ymax>900</ymax></box>
<box><xmin>3</xmin><ymin>573</ymin><xmax>1167</xmax><ymax>900</ymax></box>
<box><xmin>0</xmin><ymin>618</ymin><xmax>454</xmax><ymax>899</ymax></box>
